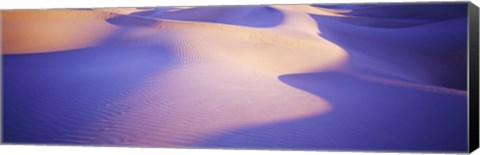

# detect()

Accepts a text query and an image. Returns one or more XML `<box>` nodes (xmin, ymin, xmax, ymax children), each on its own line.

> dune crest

<box><xmin>2</xmin><ymin>4</ymin><xmax>468</xmax><ymax>151</ymax></box>
<box><xmin>56</xmin><ymin>5</ymin><xmax>349</xmax><ymax>146</ymax></box>
<box><xmin>3</xmin><ymin>5</ymin><xmax>349</xmax><ymax>146</ymax></box>
<box><xmin>2</xmin><ymin>10</ymin><xmax>122</xmax><ymax>54</ymax></box>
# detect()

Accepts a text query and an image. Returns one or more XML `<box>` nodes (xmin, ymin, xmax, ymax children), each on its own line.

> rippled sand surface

<box><xmin>2</xmin><ymin>3</ymin><xmax>469</xmax><ymax>152</ymax></box>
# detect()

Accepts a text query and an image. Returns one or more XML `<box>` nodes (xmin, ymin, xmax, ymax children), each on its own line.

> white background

<box><xmin>0</xmin><ymin>0</ymin><xmax>479</xmax><ymax>155</ymax></box>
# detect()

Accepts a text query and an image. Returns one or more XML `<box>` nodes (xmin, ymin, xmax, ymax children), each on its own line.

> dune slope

<box><xmin>2</xmin><ymin>4</ymin><xmax>469</xmax><ymax>152</ymax></box>
<box><xmin>3</xmin><ymin>5</ymin><xmax>345</xmax><ymax>146</ymax></box>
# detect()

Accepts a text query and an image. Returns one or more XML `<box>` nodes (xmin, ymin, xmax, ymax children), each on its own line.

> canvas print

<box><xmin>1</xmin><ymin>2</ymin><xmax>472</xmax><ymax>152</ymax></box>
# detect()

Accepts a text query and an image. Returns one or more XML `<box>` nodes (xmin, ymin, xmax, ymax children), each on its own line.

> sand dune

<box><xmin>3</xmin><ymin>5</ymin><xmax>344</xmax><ymax>146</ymax></box>
<box><xmin>137</xmin><ymin>6</ymin><xmax>285</xmax><ymax>28</ymax></box>
<box><xmin>2</xmin><ymin>3</ymin><xmax>469</xmax><ymax>152</ymax></box>
<box><xmin>2</xmin><ymin>10</ymin><xmax>121</xmax><ymax>54</ymax></box>
<box><xmin>197</xmin><ymin>71</ymin><xmax>467</xmax><ymax>151</ymax></box>
<box><xmin>101</xmin><ymin>8</ymin><xmax>349</xmax><ymax>75</ymax></box>
<box><xmin>310</xmin><ymin>12</ymin><xmax>468</xmax><ymax>90</ymax></box>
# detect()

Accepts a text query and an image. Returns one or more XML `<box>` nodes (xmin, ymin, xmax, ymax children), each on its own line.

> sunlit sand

<box><xmin>2</xmin><ymin>3</ymin><xmax>469</xmax><ymax>151</ymax></box>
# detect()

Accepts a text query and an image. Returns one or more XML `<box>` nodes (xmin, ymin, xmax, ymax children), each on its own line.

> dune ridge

<box><xmin>3</xmin><ymin>5</ymin><xmax>347</xmax><ymax>146</ymax></box>
<box><xmin>2</xmin><ymin>4</ymin><xmax>469</xmax><ymax>151</ymax></box>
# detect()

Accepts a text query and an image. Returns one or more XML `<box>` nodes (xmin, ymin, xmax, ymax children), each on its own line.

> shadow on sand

<box><xmin>125</xmin><ymin>6</ymin><xmax>285</xmax><ymax>28</ymax></box>
<box><xmin>3</xmin><ymin>27</ymin><xmax>175</xmax><ymax>144</ymax></box>
<box><xmin>196</xmin><ymin>4</ymin><xmax>468</xmax><ymax>152</ymax></box>
<box><xmin>197</xmin><ymin>71</ymin><xmax>467</xmax><ymax>152</ymax></box>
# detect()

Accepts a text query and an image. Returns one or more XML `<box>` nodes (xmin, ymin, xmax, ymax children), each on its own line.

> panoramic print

<box><xmin>2</xmin><ymin>3</ymin><xmax>469</xmax><ymax>152</ymax></box>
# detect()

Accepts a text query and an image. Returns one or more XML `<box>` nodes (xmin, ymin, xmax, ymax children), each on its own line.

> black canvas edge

<box><xmin>469</xmin><ymin>1</ymin><xmax>480</xmax><ymax>153</ymax></box>
<box><xmin>0</xmin><ymin>11</ymin><xmax>3</xmax><ymax>144</ymax></box>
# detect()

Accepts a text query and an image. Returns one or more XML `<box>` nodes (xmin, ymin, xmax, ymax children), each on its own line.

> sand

<box><xmin>2</xmin><ymin>3</ymin><xmax>470</xmax><ymax>152</ymax></box>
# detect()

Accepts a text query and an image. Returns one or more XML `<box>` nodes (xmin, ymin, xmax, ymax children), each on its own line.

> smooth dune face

<box><xmin>2</xmin><ymin>3</ymin><xmax>470</xmax><ymax>152</ymax></box>
<box><xmin>2</xmin><ymin>10</ymin><xmax>123</xmax><ymax>54</ymax></box>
